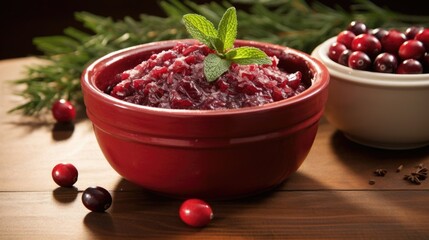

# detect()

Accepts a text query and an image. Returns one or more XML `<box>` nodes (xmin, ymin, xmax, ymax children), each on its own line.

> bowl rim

<box><xmin>312</xmin><ymin>37</ymin><xmax>429</xmax><ymax>88</ymax></box>
<box><xmin>82</xmin><ymin>39</ymin><xmax>330</xmax><ymax>117</ymax></box>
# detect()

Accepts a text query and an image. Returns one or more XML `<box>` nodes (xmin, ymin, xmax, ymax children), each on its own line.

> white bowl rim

<box><xmin>312</xmin><ymin>37</ymin><xmax>429</xmax><ymax>88</ymax></box>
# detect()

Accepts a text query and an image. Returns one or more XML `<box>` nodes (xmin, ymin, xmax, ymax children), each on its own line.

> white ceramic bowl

<box><xmin>312</xmin><ymin>37</ymin><xmax>429</xmax><ymax>150</ymax></box>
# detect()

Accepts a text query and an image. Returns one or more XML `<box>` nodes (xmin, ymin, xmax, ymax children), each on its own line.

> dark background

<box><xmin>0</xmin><ymin>0</ymin><xmax>426</xmax><ymax>60</ymax></box>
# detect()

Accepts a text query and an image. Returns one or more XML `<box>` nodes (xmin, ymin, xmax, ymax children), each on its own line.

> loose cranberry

<box><xmin>82</xmin><ymin>186</ymin><xmax>112</xmax><ymax>212</ymax></box>
<box><xmin>328</xmin><ymin>42</ymin><xmax>347</xmax><ymax>62</ymax></box>
<box><xmin>405</xmin><ymin>26</ymin><xmax>424</xmax><ymax>40</ymax></box>
<box><xmin>369</xmin><ymin>28</ymin><xmax>388</xmax><ymax>40</ymax></box>
<box><xmin>179</xmin><ymin>199</ymin><xmax>213</xmax><ymax>227</ymax></box>
<box><xmin>348</xmin><ymin>51</ymin><xmax>371</xmax><ymax>70</ymax></box>
<box><xmin>380</xmin><ymin>30</ymin><xmax>407</xmax><ymax>54</ymax></box>
<box><xmin>415</xmin><ymin>28</ymin><xmax>429</xmax><ymax>51</ymax></box>
<box><xmin>52</xmin><ymin>99</ymin><xmax>76</xmax><ymax>123</ymax></box>
<box><xmin>347</xmin><ymin>21</ymin><xmax>367</xmax><ymax>35</ymax></box>
<box><xmin>336</xmin><ymin>30</ymin><xmax>356</xmax><ymax>49</ymax></box>
<box><xmin>351</xmin><ymin>34</ymin><xmax>382</xmax><ymax>58</ymax></box>
<box><xmin>52</xmin><ymin>163</ymin><xmax>78</xmax><ymax>187</ymax></box>
<box><xmin>338</xmin><ymin>49</ymin><xmax>352</xmax><ymax>66</ymax></box>
<box><xmin>398</xmin><ymin>40</ymin><xmax>426</xmax><ymax>60</ymax></box>
<box><xmin>373</xmin><ymin>53</ymin><xmax>398</xmax><ymax>73</ymax></box>
<box><xmin>396</xmin><ymin>59</ymin><xmax>423</xmax><ymax>74</ymax></box>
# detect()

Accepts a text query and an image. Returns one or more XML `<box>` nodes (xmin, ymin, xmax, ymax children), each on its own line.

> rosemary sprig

<box><xmin>9</xmin><ymin>11</ymin><xmax>187</xmax><ymax>115</ymax></box>
<box><xmin>9</xmin><ymin>0</ymin><xmax>429</xmax><ymax>116</ymax></box>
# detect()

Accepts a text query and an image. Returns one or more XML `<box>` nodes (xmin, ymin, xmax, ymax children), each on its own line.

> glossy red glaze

<box><xmin>81</xmin><ymin>39</ymin><xmax>330</xmax><ymax>200</ymax></box>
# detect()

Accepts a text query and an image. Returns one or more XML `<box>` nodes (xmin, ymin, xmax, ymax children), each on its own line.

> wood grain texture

<box><xmin>1</xmin><ymin>191</ymin><xmax>428</xmax><ymax>239</ymax></box>
<box><xmin>1</xmin><ymin>58</ymin><xmax>428</xmax><ymax>239</ymax></box>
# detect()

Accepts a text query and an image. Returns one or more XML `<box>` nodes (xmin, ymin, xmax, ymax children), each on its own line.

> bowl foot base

<box><xmin>344</xmin><ymin>133</ymin><xmax>429</xmax><ymax>150</ymax></box>
<box><xmin>133</xmin><ymin>181</ymin><xmax>288</xmax><ymax>201</ymax></box>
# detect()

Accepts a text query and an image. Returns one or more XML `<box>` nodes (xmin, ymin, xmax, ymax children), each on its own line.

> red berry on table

<box><xmin>179</xmin><ymin>199</ymin><xmax>213</xmax><ymax>227</ymax></box>
<box><xmin>351</xmin><ymin>33</ymin><xmax>382</xmax><ymax>58</ymax></box>
<box><xmin>398</xmin><ymin>40</ymin><xmax>426</xmax><ymax>60</ymax></box>
<box><xmin>397</xmin><ymin>59</ymin><xmax>423</xmax><ymax>74</ymax></box>
<box><xmin>52</xmin><ymin>163</ymin><xmax>78</xmax><ymax>187</ymax></box>
<box><xmin>373</xmin><ymin>53</ymin><xmax>398</xmax><ymax>73</ymax></box>
<box><xmin>415</xmin><ymin>28</ymin><xmax>429</xmax><ymax>51</ymax></box>
<box><xmin>380</xmin><ymin>29</ymin><xmax>407</xmax><ymax>54</ymax></box>
<box><xmin>52</xmin><ymin>99</ymin><xmax>76</xmax><ymax>123</ymax></box>
<box><xmin>348</xmin><ymin>51</ymin><xmax>371</xmax><ymax>71</ymax></box>
<box><xmin>82</xmin><ymin>186</ymin><xmax>112</xmax><ymax>212</ymax></box>
<box><xmin>328</xmin><ymin>42</ymin><xmax>347</xmax><ymax>62</ymax></box>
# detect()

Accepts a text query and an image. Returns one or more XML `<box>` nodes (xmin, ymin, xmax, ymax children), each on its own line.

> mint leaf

<box><xmin>182</xmin><ymin>7</ymin><xmax>271</xmax><ymax>83</ymax></box>
<box><xmin>226</xmin><ymin>46</ymin><xmax>271</xmax><ymax>65</ymax></box>
<box><xmin>182</xmin><ymin>14</ymin><xmax>218</xmax><ymax>48</ymax></box>
<box><xmin>217</xmin><ymin>7</ymin><xmax>237</xmax><ymax>52</ymax></box>
<box><xmin>204</xmin><ymin>54</ymin><xmax>231</xmax><ymax>82</ymax></box>
<box><xmin>208</xmin><ymin>37</ymin><xmax>224</xmax><ymax>54</ymax></box>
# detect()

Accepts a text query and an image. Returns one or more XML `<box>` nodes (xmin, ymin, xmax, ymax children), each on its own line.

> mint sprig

<box><xmin>183</xmin><ymin>7</ymin><xmax>271</xmax><ymax>82</ymax></box>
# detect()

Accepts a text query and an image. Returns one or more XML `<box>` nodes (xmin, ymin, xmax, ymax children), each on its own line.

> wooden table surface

<box><xmin>1</xmin><ymin>57</ymin><xmax>429</xmax><ymax>240</ymax></box>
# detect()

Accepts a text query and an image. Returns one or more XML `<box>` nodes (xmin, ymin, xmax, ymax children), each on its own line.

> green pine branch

<box><xmin>9</xmin><ymin>0</ymin><xmax>429</xmax><ymax>116</ymax></box>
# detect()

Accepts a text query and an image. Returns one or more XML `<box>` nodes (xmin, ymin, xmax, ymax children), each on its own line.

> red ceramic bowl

<box><xmin>81</xmin><ymin>39</ymin><xmax>329</xmax><ymax>200</ymax></box>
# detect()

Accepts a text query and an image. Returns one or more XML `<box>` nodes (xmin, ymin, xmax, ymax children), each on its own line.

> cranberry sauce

<box><xmin>107</xmin><ymin>43</ymin><xmax>308</xmax><ymax>110</ymax></box>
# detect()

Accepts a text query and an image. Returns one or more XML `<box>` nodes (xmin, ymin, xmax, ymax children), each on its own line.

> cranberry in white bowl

<box><xmin>328</xmin><ymin>22</ymin><xmax>429</xmax><ymax>74</ymax></box>
<box><xmin>312</xmin><ymin>36</ymin><xmax>429</xmax><ymax>150</ymax></box>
